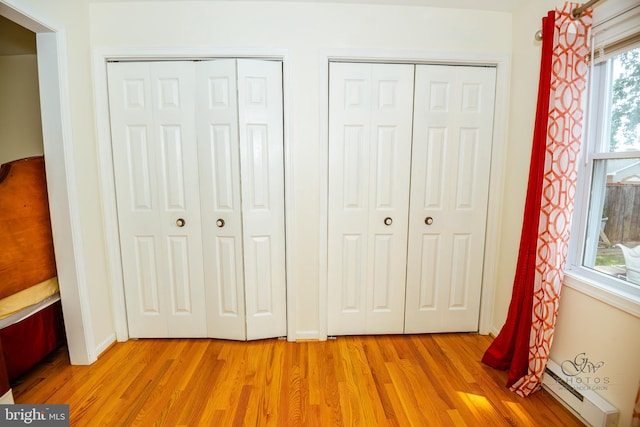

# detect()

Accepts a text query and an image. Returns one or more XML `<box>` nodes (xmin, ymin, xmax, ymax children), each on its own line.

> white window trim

<box><xmin>565</xmin><ymin>4</ymin><xmax>640</xmax><ymax>319</ymax></box>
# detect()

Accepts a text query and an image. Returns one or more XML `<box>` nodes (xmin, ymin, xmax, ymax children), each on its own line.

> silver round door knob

<box><xmin>176</xmin><ymin>218</ymin><xmax>186</xmax><ymax>227</ymax></box>
<box><xmin>384</xmin><ymin>217</ymin><xmax>393</xmax><ymax>226</ymax></box>
<box><xmin>425</xmin><ymin>216</ymin><xmax>434</xmax><ymax>225</ymax></box>
<box><xmin>216</xmin><ymin>218</ymin><xmax>225</xmax><ymax>228</ymax></box>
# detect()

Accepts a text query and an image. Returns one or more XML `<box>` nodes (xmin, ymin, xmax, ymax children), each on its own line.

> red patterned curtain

<box><xmin>482</xmin><ymin>2</ymin><xmax>592</xmax><ymax>397</ymax></box>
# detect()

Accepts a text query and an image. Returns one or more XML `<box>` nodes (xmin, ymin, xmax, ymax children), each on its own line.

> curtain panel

<box><xmin>482</xmin><ymin>2</ymin><xmax>592</xmax><ymax>397</ymax></box>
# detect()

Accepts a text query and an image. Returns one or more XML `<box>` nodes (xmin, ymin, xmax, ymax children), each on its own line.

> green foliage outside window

<box><xmin>610</xmin><ymin>48</ymin><xmax>640</xmax><ymax>151</ymax></box>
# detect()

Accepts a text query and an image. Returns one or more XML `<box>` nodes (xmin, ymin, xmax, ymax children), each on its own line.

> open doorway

<box><xmin>0</xmin><ymin>1</ymin><xmax>95</xmax><ymax>369</ymax></box>
<box><xmin>0</xmin><ymin>16</ymin><xmax>43</xmax><ymax>163</ymax></box>
<box><xmin>0</xmin><ymin>13</ymin><xmax>67</xmax><ymax>392</ymax></box>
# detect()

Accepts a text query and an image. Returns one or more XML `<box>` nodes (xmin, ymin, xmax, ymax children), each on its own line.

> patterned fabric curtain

<box><xmin>482</xmin><ymin>2</ymin><xmax>592</xmax><ymax>397</ymax></box>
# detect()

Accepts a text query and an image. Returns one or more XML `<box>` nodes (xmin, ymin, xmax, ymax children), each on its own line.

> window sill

<box><xmin>563</xmin><ymin>269</ymin><xmax>640</xmax><ymax>319</ymax></box>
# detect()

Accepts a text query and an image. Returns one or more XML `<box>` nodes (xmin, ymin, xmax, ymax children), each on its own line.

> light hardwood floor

<box><xmin>12</xmin><ymin>334</ymin><xmax>584</xmax><ymax>426</ymax></box>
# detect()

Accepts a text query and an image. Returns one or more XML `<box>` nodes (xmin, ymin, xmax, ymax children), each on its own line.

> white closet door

<box><xmin>237</xmin><ymin>59</ymin><xmax>287</xmax><ymax>340</ymax></box>
<box><xmin>404</xmin><ymin>64</ymin><xmax>496</xmax><ymax>333</ymax></box>
<box><xmin>196</xmin><ymin>60</ymin><xmax>247</xmax><ymax>340</ymax></box>
<box><xmin>108</xmin><ymin>61</ymin><xmax>207</xmax><ymax>338</ymax></box>
<box><xmin>327</xmin><ymin>62</ymin><xmax>414</xmax><ymax>335</ymax></box>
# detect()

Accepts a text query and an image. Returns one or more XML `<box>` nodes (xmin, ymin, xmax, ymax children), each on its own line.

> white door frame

<box><xmin>0</xmin><ymin>1</ymin><xmax>97</xmax><ymax>364</ymax></box>
<box><xmin>319</xmin><ymin>49</ymin><xmax>511</xmax><ymax>340</ymax></box>
<box><xmin>92</xmin><ymin>47</ymin><xmax>297</xmax><ymax>341</ymax></box>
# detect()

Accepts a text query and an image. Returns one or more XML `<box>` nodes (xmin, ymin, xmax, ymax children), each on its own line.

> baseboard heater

<box><xmin>542</xmin><ymin>359</ymin><xmax>619</xmax><ymax>426</ymax></box>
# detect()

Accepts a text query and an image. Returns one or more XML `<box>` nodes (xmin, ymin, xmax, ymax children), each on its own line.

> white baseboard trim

<box><xmin>94</xmin><ymin>333</ymin><xmax>117</xmax><ymax>359</ymax></box>
<box><xmin>295</xmin><ymin>330</ymin><xmax>321</xmax><ymax>341</ymax></box>
<box><xmin>489</xmin><ymin>326</ymin><xmax>501</xmax><ymax>338</ymax></box>
<box><xmin>0</xmin><ymin>389</ymin><xmax>14</xmax><ymax>404</ymax></box>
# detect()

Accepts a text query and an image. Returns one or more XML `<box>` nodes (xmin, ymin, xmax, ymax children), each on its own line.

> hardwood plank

<box><xmin>317</xmin><ymin>340</ymin><xmax>344</xmax><ymax>426</ymax></box>
<box><xmin>12</xmin><ymin>334</ymin><xmax>585</xmax><ymax>426</ymax></box>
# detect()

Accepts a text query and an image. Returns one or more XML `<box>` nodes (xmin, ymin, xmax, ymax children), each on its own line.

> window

<box><xmin>568</xmin><ymin>33</ymin><xmax>640</xmax><ymax>303</ymax></box>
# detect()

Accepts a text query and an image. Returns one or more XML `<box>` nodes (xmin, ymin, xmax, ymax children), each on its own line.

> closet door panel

<box><xmin>328</xmin><ymin>63</ymin><xmax>371</xmax><ymax>334</ymax></box>
<box><xmin>125</xmin><ymin>126</ymin><xmax>153</xmax><ymax>210</ymax></box>
<box><xmin>108</xmin><ymin>61</ymin><xmax>207</xmax><ymax>338</ymax></box>
<box><xmin>196</xmin><ymin>60</ymin><xmax>247</xmax><ymax>340</ymax></box>
<box><xmin>340</xmin><ymin>121</ymin><xmax>368</xmax><ymax>325</ymax></box>
<box><xmin>366</xmin><ymin>64</ymin><xmax>414</xmax><ymax>333</ymax></box>
<box><xmin>416</xmin><ymin>234</ymin><xmax>440</xmax><ymax>309</ymax></box>
<box><xmin>154</xmin><ymin>62</ymin><xmax>207</xmax><ymax>338</ymax></box>
<box><xmin>133</xmin><ymin>236</ymin><xmax>161</xmax><ymax>314</ymax></box>
<box><xmin>111</xmin><ymin>59</ymin><xmax>287</xmax><ymax>340</ymax></box>
<box><xmin>328</xmin><ymin>62</ymin><xmax>414</xmax><ymax>335</ymax></box>
<box><xmin>166</xmin><ymin>236</ymin><xmax>193</xmax><ymax>313</ymax></box>
<box><xmin>237</xmin><ymin>59</ymin><xmax>287</xmax><ymax>340</ymax></box>
<box><xmin>405</xmin><ymin>64</ymin><xmax>496</xmax><ymax>333</ymax></box>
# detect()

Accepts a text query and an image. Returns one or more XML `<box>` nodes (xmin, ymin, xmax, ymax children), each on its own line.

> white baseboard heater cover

<box><xmin>543</xmin><ymin>359</ymin><xmax>619</xmax><ymax>427</ymax></box>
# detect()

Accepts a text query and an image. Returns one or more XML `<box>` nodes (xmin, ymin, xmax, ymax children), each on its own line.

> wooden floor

<box><xmin>12</xmin><ymin>334</ymin><xmax>584</xmax><ymax>426</ymax></box>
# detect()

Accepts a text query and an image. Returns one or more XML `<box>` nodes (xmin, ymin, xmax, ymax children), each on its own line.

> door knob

<box><xmin>425</xmin><ymin>216</ymin><xmax>433</xmax><ymax>225</ymax></box>
<box><xmin>384</xmin><ymin>217</ymin><xmax>393</xmax><ymax>226</ymax></box>
<box><xmin>216</xmin><ymin>218</ymin><xmax>225</xmax><ymax>228</ymax></box>
<box><xmin>176</xmin><ymin>218</ymin><xmax>186</xmax><ymax>227</ymax></box>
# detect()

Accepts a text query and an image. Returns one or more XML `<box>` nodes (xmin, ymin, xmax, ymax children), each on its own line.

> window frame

<box><xmin>565</xmin><ymin>44</ymin><xmax>640</xmax><ymax>317</ymax></box>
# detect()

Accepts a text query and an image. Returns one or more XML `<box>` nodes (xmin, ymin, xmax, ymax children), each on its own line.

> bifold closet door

<box><xmin>107</xmin><ymin>61</ymin><xmax>207</xmax><ymax>338</ymax></box>
<box><xmin>109</xmin><ymin>59</ymin><xmax>286</xmax><ymax>340</ymax></box>
<box><xmin>196</xmin><ymin>59</ymin><xmax>287</xmax><ymax>341</ymax></box>
<box><xmin>327</xmin><ymin>62</ymin><xmax>497</xmax><ymax>336</ymax></box>
<box><xmin>327</xmin><ymin>62</ymin><xmax>414</xmax><ymax>335</ymax></box>
<box><xmin>404</xmin><ymin>64</ymin><xmax>496</xmax><ymax>333</ymax></box>
<box><xmin>236</xmin><ymin>60</ymin><xmax>287</xmax><ymax>340</ymax></box>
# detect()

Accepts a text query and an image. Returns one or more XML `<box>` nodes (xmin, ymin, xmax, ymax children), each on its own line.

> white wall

<box><xmin>9</xmin><ymin>0</ymin><xmax>638</xmax><ymax>422</ymax></box>
<box><xmin>8</xmin><ymin>0</ymin><xmax>640</xmax><ymax>425</ymax></box>
<box><xmin>0</xmin><ymin>54</ymin><xmax>43</xmax><ymax>164</ymax></box>
<box><xmin>552</xmin><ymin>287</ymin><xmax>640</xmax><ymax>426</ymax></box>
<box><xmin>89</xmin><ymin>0</ymin><xmax>513</xmax><ymax>337</ymax></box>
<box><xmin>496</xmin><ymin>1</ymin><xmax>640</xmax><ymax>424</ymax></box>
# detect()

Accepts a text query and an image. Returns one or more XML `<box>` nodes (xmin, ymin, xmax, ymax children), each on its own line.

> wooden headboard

<box><xmin>0</xmin><ymin>156</ymin><xmax>57</xmax><ymax>300</ymax></box>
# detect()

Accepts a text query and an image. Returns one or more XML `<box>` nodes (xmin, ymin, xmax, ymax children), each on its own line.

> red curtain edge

<box><xmin>481</xmin><ymin>11</ymin><xmax>556</xmax><ymax>386</ymax></box>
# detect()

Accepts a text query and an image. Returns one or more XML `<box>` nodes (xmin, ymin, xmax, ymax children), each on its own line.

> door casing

<box><xmin>93</xmin><ymin>48</ymin><xmax>296</xmax><ymax>342</ymax></box>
